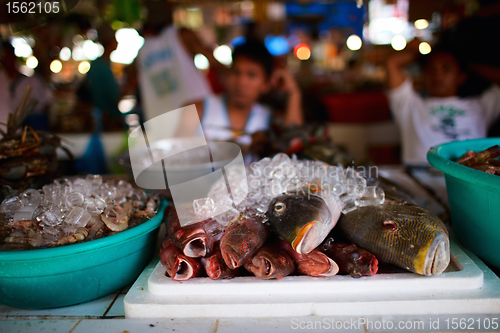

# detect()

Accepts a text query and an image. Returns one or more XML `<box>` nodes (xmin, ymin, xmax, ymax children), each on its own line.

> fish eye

<box><xmin>274</xmin><ymin>202</ymin><xmax>285</xmax><ymax>212</ymax></box>
<box><xmin>382</xmin><ymin>220</ymin><xmax>398</xmax><ymax>231</ymax></box>
<box><xmin>176</xmin><ymin>230</ymin><xmax>183</xmax><ymax>238</ymax></box>
<box><xmin>352</xmin><ymin>252</ymin><xmax>362</xmax><ymax>261</ymax></box>
<box><xmin>241</xmin><ymin>242</ymin><xmax>248</xmax><ymax>250</ymax></box>
<box><xmin>280</xmin><ymin>256</ymin><xmax>286</xmax><ymax>263</ymax></box>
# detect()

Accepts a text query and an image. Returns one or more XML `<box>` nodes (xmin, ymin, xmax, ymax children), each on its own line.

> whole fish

<box><xmin>244</xmin><ymin>241</ymin><xmax>295</xmax><ymax>279</ymax></box>
<box><xmin>167</xmin><ymin>207</ymin><xmax>216</xmax><ymax>258</ymax></box>
<box><xmin>201</xmin><ymin>243</ymin><xmax>239</xmax><ymax>280</ymax></box>
<box><xmin>267</xmin><ymin>188</ymin><xmax>341</xmax><ymax>254</ymax></box>
<box><xmin>337</xmin><ymin>203</ymin><xmax>450</xmax><ymax>276</ymax></box>
<box><xmin>319</xmin><ymin>238</ymin><xmax>378</xmax><ymax>278</ymax></box>
<box><xmin>159</xmin><ymin>237</ymin><xmax>202</xmax><ymax>281</ymax></box>
<box><xmin>278</xmin><ymin>237</ymin><xmax>339</xmax><ymax>277</ymax></box>
<box><xmin>220</xmin><ymin>215</ymin><xmax>270</xmax><ymax>269</ymax></box>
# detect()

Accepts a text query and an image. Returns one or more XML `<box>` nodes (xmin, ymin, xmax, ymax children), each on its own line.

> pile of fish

<box><xmin>457</xmin><ymin>145</ymin><xmax>500</xmax><ymax>176</ymax></box>
<box><xmin>0</xmin><ymin>176</ymin><xmax>158</xmax><ymax>250</ymax></box>
<box><xmin>160</xmin><ymin>154</ymin><xmax>450</xmax><ymax>281</ymax></box>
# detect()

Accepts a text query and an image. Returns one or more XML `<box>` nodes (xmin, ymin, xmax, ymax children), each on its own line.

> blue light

<box><xmin>264</xmin><ymin>35</ymin><xmax>290</xmax><ymax>56</ymax></box>
<box><xmin>230</xmin><ymin>36</ymin><xmax>246</xmax><ymax>48</ymax></box>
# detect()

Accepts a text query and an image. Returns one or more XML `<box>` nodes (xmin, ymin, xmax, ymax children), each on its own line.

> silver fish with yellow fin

<box><xmin>337</xmin><ymin>202</ymin><xmax>450</xmax><ymax>276</ymax></box>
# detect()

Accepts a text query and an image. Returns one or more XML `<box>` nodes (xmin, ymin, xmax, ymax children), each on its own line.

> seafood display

<box><xmin>457</xmin><ymin>145</ymin><xmax>500</xmax><ymax>175</ymax></box>
<box><xmin>159</xmin><ymin>154</ymin><xmax>451</xmax><ymax>281</ymax></box>
<box><xmin>0</xmin><ymin>176</ymin><xmax>158</xmax><ymax>250</ymax></box>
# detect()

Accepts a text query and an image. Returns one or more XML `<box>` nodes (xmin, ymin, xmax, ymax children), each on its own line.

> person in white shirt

<box><xmin>386</xmin><ymin>39</ymin><xmax>500</xmax><ymax>166</ymax></box>
<box><xmin>178</xmin><ymin>39</ymin><xmax>303</xmax><ymax>146</ymax></box>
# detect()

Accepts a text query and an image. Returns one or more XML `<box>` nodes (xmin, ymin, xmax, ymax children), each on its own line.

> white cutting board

<box><xmin>124</xmin><ymin>240</ymin><xmax>500</xmax><ymax>318</ymax></box>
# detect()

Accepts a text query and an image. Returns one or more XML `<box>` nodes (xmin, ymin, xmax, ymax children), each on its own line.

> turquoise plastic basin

<box><xmin>0</xmin><ymin>200</ymin><xmax>167</xmax><ymax>309</ymax></box>
<box><xmin>427</xmin><ymin>138</ymin><xmax>500</xmax><ymax>269</ymax></box>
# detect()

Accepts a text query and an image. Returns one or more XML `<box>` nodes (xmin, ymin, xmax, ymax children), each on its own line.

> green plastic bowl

<box><xmin>0</xmin><ymin>200</ymin><xmax>167</xmax><ymax>309</ymax></box>
<box><xmin>427</xmin><ymin>138</ymin><xmax>500</xmax><ymax>269</ymax></box>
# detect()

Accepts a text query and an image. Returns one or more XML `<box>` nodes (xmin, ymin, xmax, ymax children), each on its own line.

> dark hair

<box><xmin>232</xmin><ymin>39</ymin><xmax>273</xmax><ymax>77</ymax></box>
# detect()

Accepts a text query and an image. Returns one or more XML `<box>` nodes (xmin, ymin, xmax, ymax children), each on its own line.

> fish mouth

<box><xmin>261</xmin><ymin>257</ymin><xmax>273</xmax><ymax>278</ymax></box>
<box><xmin>184</xmin><ymin>236</ymin><xmax>207</xmax><ymax>258</ymax></box>
<box><xmin>222</xmin><ymin>247</ymin><xmax>241</xmax><ymax>269</ymax></box>
<box><xmin>423</xmin><ymin>232</ymin><xmax>450</xmax><ymax>276</ymax></box>
<box><xmin>173</xmin><ymin>259</ymin><xmax>194</xmax><ymax>281</ymax></box>
<box><xmin>319</xmin><ymin>257</ymin><xmax>339</xmax><ymax>277</ymax></box>
<box><xmin>292</xmin><ymin>221</ymin><xmax>318</xmax><ymax>254</ymax></box>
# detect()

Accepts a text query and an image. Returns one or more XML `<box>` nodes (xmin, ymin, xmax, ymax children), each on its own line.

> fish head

<box><xmin>220</xmin><ymin>218</ymin><xmax>268</xmax><ymax>269</ymax></box>
<box><xmin>172</xmin><ymin>220</ymin><xmax>214</xmax><ymax>258</ymax></box>
<box><xmin>332</xmin><ymin>244</ymin><xmax>378</xmax><ymax>278</ymax></box>
<box><xmin>245</xmin><ymin>246</ymin><xmax>295</xmax><ymax>279</ymax></box>
<box><xmin>268</xmin><ymin>192</ymin><xmax>333</xmax><ymax>254</ymax></box>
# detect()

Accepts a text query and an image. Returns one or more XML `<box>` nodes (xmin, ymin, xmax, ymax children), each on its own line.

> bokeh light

<box><xmin>50</xmin><ymin>60</ymin><xmax>63</xmax><ymax>73</ymax></box>
<box><xmin>294</xmin><ymin>43</ymin><xmax>311</xmax><ymax>60</ymax></box>
<box><xmin>419</xmin><ymin>42</ymin><xmax>431</xmax><ymax>55</ymax></box>
<box><xmin>414</xmin><ymin>19</ymin><xmax>429</xmax><ymax>30</ymax></box>
<box><xmin>26</xmin><ymin>56</ymin><xmax>38</xmax><ymax>69</ymax></box>
<box><xmin>391</xmin><ymin>34</ymin><xmax>407</xmax><ymax>51</ymax></box>
<box><xmin>194</xmin><ymin>54</ymin><xmax>209</xmax><ymax>70</ymax></box>
<box><xmin>78</xmin><ymin>61</ymin><xmax>91</xmax><ymax>74</ymax></box>
<box><xmin>213</xmin><ymin>45</ymin><xmax>232</xmax><ymax>66</ymax></box>
<box><xmin>59</xmin><ymin>47</ymin><xmax>71</xmax><ymax>61</ymax></box>
<box><xmin>346</xmin><ymin>35</ymin><xmax>362</xmax><ymax>51</ymax></box>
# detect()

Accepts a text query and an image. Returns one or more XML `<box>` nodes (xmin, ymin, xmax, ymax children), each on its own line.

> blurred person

<box><xmin>0</xmin><ymin>41</ymin><xmax>53</xmax><ymax>131</ymax></box>
<box><xmin>386</xmin><ymin>39</ymin><xmax>500</xmax><ymax>166</ymax></box>
<box><xmin>136</xmin><ymin>1</ymin><xmax>226</xmax><ymax>138</ymax></box>
<box><xmin>78</xmin><ymin>23</ymin><xmax>123</xmax><ymax>131</ymax></box>
<box><xmin>178</xmin><ymin>39</ymin><xmax>303</xmax><ymax>145</ymax></box>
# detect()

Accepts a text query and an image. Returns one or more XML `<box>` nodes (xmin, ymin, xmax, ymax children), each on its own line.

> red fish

<box><xmin>201</xmin><ymin>243</ymin><xmax>239</xmax><ymax>280</ymax></box>
<box><xmin>167</xmin><ymin>207</ymin><xmax>216</xmax><ymax>258</ymax></box>
<box><xmin>244</xmin><ymin>241</ymin><xmax>295</xmax><ymax>279</ymax></box>
<box><xmin>159</xmin><ymin>237</ymin><xmax>202</xmax><ymax>281</ymax></box>
<box><xmin>319</xmin><ymin>238</ymin><xmax>378</xmax><ymax>278</ymax></box>
<box><xmin>278</xmin><ymin>237</ymin><xmax>339</xmax><ymax>277</ymax></box>
<box><xmin>220</xmin><ymin>216</ymin><xmax>270</xmax><ymax>269</ymax></box>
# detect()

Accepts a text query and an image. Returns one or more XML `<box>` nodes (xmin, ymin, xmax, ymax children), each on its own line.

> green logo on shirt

<box><xmin>430</xmin><ymin>105</ymin><xmax>465</xmax><ymax>117</ymax></box>
<box><xmin>430</xmin><ymin>105</ymin><xmax>468</xmax><ymax>139</ymax></box>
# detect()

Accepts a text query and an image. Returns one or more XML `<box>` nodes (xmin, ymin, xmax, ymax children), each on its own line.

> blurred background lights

<box><xmin>414</xmin><ymin>19</ymin><xmax>429</xmax><ymax>30</ymax></box>
<box><xmin>59</xmin><ymin>47</ymin><xmax>71</xmax><ymax>61</ymax></box>
<box><xmin>294</xmin><ymin>43</ymin><xmax>311</xmax><ymax>60</ymax></box>
<box><xmin>391</xmin><ymin>34</ymin><xmax>407</xmax><ymax>51</ymax></box>
<box><xmin>82</xmin><ymin>40</ymin><xmax>100</xmax><ymax>60</ymax></box>
<box><xmin>194</xmin><ymin>54</ymin><xmax>209</xmax><ymax>70</ymax></box>
<box><xmin>346</xmin><ymin>35</ymin><xmax>362</xmax><ymax>51</ymax></box>
<box><xmin>213</xmin><ymin>45</ymin><xmax>232</xmax><ymax>65</ymax></box>
<box><xmin>264</xmin><ymin>35</ymin><xmax>290</xmax><ymax>56</ymax></box>
<box><xmin>72</xmin><ymin>45</ymin><xmax>84</xmax><ymax>61</ymax></box>
<box><xmin>230</xmin><ymin>36</ymin><xmax>246</xmax><ymax>48</ymax></box>
<box><xmin>26</xmin><ymin>56</ymin><xmax>38</xmax><ymax>69</ymax></box>
<box><xmin>110</xmin><ymin>28</ymin><xmax>145</xmax><ymax>64</ymax></box>
<box><xmin>118</xmin><ymin>96</ymin><xmax>137</xmax><ymax>113</ymax></box>
<box><xmin>50</xmin><ymin>60</ymin><xmax>62</xmax><ymax>73</ymax></box>
<box><xmin>419</xmin><ymin>41</ymin><xmax>431</xmax><ymax>55</ymax></box>
<box><xmin>14</xmin><ymin>43</ymin><xmax>32</xmax><ymax>58</ymax></box>
<box><xmin>78</xmin><ymin>61</ymin><xmax>91</xmax><ymax>74</ymax></box>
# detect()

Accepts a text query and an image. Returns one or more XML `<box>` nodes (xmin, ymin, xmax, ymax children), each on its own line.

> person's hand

<box><xmin>270</xmin><ymin>68</ymin><xmax>301</xmax><ymax>95</ymax></box>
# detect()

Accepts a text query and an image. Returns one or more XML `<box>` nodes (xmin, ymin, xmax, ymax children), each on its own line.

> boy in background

<box><xmin>386</xmin><ymin>39</ymin><xmax>500</xmax><ymax>165</ymax></box>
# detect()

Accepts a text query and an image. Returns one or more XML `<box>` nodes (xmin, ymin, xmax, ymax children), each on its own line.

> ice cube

<box><xmin>86</xmin><ymin>174</ymin><xmax>103</xmax><ymax>191</ymax></box>
<box><xmin>1</xmin><ymin>196</ymin><xmax>23</xmax><ymax>213</ymax></box>
<box><xmin>355</xmin><ymin>186</ymin><xmax>385</xmax><ymax>207</ymax></box>
<box><xmin>54</xmin><ymin>178</ymin><xmax>72</xmax><ymax>197</ymax></box>
<box><xmin>65</xmin><ymin>207</ymin><xmax>91</xmax><ymax>227</ymax></box>
<box><xmin>271</xmin><ymin>153</ymin><xmax>290</xmax><ymax>167</ymax></box>
<box><xmin>193</xmin><ymin>198</ymin><xmax>215</xmax><ymax>217</ymax></box>
<box><xmin>65</xmin><ymin>192</ymin><xmax>85</xmax><ymax>208</ymax></box>
<box><xmin>13</xmin><ymin>206</ymin><xmax>36</xmax><ymax>221</ymax></box>
<box><xmin>34</xmin><ymin>206</ymin><xmax>64</xmax><ymax>227</ymax></box>
<box><xmin>72</xmin><ymin>179</ymin><xmax>91</xmax><ymax>196</ymax></box>
<box><xmin>116</xmin><ymin>180</ymin><xmax>133</xmax><ymax>196</ymax></box>
<box><xmin>99</xmin><ymin>184</ymin><xmax>119</xmax><ymax>202</ymax></box>
<box><xmin>19</xmin><ymin>189</ymin><xmax>42</xmax><ymax>207</ymax></box>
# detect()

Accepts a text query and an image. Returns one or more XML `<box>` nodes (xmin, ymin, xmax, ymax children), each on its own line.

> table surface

<box><xmin>1</xmin><ymin>166</ymin><xmax>499</xmax><ymax>333</ymax></box>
